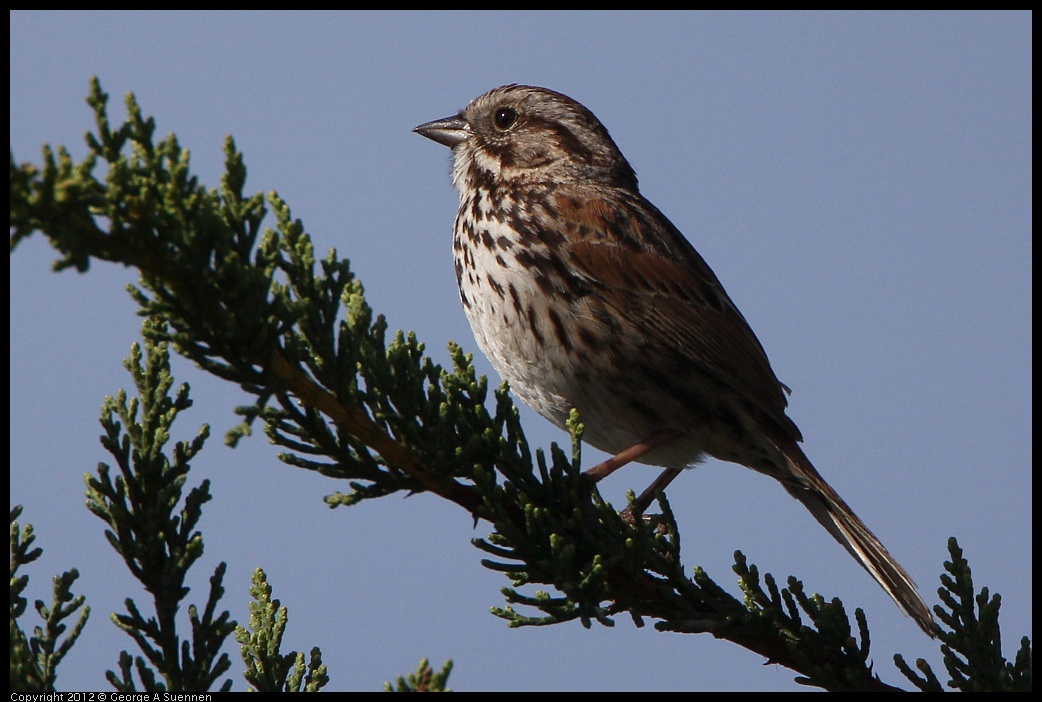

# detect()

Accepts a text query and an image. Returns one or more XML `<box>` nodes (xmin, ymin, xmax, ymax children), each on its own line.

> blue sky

<box><xmin>10</xmin><ymin>11</ymin><xmax>1031</xmax><ymax>692</ymax></box>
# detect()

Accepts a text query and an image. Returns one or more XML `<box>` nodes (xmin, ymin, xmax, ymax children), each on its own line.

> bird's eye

<box><xmin>493</xmin><ymin>107</ymin><xmax>518</xmax><ymax>130</ymax></box>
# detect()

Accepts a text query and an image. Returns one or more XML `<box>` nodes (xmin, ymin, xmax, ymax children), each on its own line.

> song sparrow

<box><xmin>415</xmin><ymin>84</ymin><xmax>937</xmax><ymax>636</ymax></box>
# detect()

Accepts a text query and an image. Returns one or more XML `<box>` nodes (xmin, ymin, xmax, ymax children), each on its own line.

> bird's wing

<box><xmin>556</xmin><ymin>189</ymin><xmax>802</xmax><ymax>442</ymax></box>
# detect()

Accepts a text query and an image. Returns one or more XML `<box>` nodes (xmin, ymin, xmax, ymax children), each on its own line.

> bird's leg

<box><xmin>631</xmin><ymin>467</ymin><xmax>683</xmax><ymax>514</ymax></box>
<box><xmin>582</xmin><ymin>431</ymin><xmax>679</xmax><ymax>483</ymax></box>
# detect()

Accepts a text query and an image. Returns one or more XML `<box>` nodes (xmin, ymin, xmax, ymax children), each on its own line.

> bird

<box><xmin>414</xmin><ymin>84</ymin><xmax>937</xmax><ymax>636</ymax></box>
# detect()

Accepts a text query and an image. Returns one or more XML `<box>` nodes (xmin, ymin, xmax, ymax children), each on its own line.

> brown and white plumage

<box><xmin>416</xmin><ymin>84</ymin><xmax>937</xmax><ymax>636</ymax></box>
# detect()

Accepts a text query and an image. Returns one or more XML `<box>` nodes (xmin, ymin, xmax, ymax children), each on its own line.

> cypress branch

<box><xmin>10</xmin><ymin>78</ymin><xmax>1031</xmax><ymax>692</ymax></box>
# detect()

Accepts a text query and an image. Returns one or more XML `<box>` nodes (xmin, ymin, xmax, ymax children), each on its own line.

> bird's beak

<box><xmin>413</xmin><ymin>115</ymin><xmax>470</xmax><ymax>148</ymax></box>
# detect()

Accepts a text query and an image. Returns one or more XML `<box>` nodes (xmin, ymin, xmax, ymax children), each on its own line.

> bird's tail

<box><xmin>775</xmin><ymin>445</ymin><xmax>938</xmax><ymax>637</ymax></box>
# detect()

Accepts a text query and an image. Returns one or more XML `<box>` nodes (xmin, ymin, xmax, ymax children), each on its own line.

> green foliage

<box><xmin>9</xmin><ymin>506</ymin><xmax>91</xmax><ymax>691</ymax></box>
<box><xmin>894</xmin><ymin>538</ymin><xmax>1032</xmax><ymax>692</ymax></box>
<box><xmin>236</xmin><ymin>568</ymin><xmax>329</xmax><ymax>692</ymax></box>
<box><xmin>9</xmin><ymin>325</ymin><xmax>428</xmax><ymax>691</ymax></box>
<box><xmin>385</xmin><ymin>658</ymin><xmax>454</xmax><ymax>692</ymax></box>
<box><xmin>84</xmin><ymin>323</ymin><xmax>236</xmax><ymax>691</ymax></box>
<box><xmin>10</xmin><ymin>78</ymin><xmax>1032</xmax><ymax>691</ymax></box>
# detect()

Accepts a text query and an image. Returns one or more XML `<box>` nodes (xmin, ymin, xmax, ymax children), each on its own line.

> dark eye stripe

<box><xmin>530</xmin><ymin>117</ymin><xmax>590</xmax><ymax>160</ymax></box>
